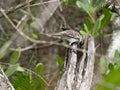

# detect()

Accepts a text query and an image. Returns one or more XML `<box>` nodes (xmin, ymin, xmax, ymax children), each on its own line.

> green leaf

<box><xmin>111</xmin><ymin>13</ymin><xmax>116</xmax><ymax>21</ymax></box>
<box><xmin>108</xmin><ymin>63</ymin><xmax>114</xmax><ymax>71</ymax></box>
<box><xmin>84</xmin><ymin>18</ymin><xmax>92</xmax><ymax>30</ymax></box>
<box><xmin>92</xmin><ymin>0</ymin><xmax>106</xmax><ymax>11</ymax></box>
<box><xmin>56</xmin><ymin>55</ymin><xmax>64</xmax><ymax>69</ymax></box>
<box><xmin>95</xmin><ymin>61</ymin><xmax>120</xmax><ymax>90</ymax></box>
<box><xmin>100</xmin><ymin>8</ymin><xmax>112</xmax><ymax>29</ymax></box>
<box><xmin>32</xmin><ymin>33</ymin><xmax>38</xmax><ymax>39</ymax></box>
<box><xmin>35</xmin><ymin>63</ymin><xmax>44</xmax><ymax>75</ymax></box>
<box><xmin>92</xmin><ymin>18</ymin><xmax>101</xmax><ymax>36</ymax></box>
<box><xmin>84</xmin><ymin>23</ymin><xmax>89</xmax><ymax>33</ymax></box>
<box><xmin>32</xmin><ymin>77</ymin><xmax>45</xmax><ymax>90</ymax></box>
<box><xmin>17</xmin><ymin>66</ymin><xmax>25</xmax><ymax>72</ymax></box>
<box><xmin>0</xmin><ymin>42</ymin><xmax>11</xmax><ymax>59</ymax></box>
<box><xmin>12</xmin><ymin>73</ymin><xmax>32</xmax><ymax>90</ymax></box>
<box><xmin>114</xmin><ymin>50</ymin><xmax>120</xmax><ymax>62</ymax></box>
<box><xmin>13</xmin><ymin>19</ymin><xmax>19</xmax><ymax>23</ymax></box>
<box><xmin>103</xmin><ymin>66</ymin><xmax>120</xmax><ymax>86</ymax></box>
<box><xmin>114</xmin><ymin>50</ymin><xmax>120</xmax><ymax>69</ymax></box>
<box><xmin>100</xmin><ymin>56</ymin><xmax>107</xmax><ymax>74</ymax></box>
<box><xmin>62</xmin><ymin>0</ymin><xmax>69</xmax><ymax>5</ymax></box>
<box><xmin>5</xmin><ymin>64</ymin><xmax>19</xmax><ymax>77</ymax></box>
<box><xmin>10</xmin><ymin>48</ymin><xmax>21</xmax><ymax>64</ymax></box>
<box><xmin>80</xmin><ymin>30</ymin><xmax>87</xmax><ymax>35</ymax></box>
<box><xmin>76</xmin><ymin>0</ymin><xmax>94</xmax><ymax>18</ymax></box>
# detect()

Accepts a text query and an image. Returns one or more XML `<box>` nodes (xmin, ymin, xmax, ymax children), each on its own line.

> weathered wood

<box><xmin>75</xmin><ymin>35</ymin><xmax>88</xmax><ymax>90</ymax></box>
<box><xmin>56</xmin><ymin>32</ymin><xmax>95</xmax><ymax>90</ymax></box>
<box><xmin>0</xmin><ymin>66</ymin><xmax>15</xmax><ymax>90</ymax></box>
<box><xmin>57</xmin><ymin>42</ymin><xmax>78</xmax><ymax>90</ymax></box>
<box><xmin>79</xmin><ymin>36</ymin><xmax>95</xmax><ymax>90</ymax></box>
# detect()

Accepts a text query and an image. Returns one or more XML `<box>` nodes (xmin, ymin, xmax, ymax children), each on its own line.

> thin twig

<box><xmin>9</xmin><ymin>44</ymin><xmax>36</xmax><ymax>51</ymax></box>
<box><xmin>9</xmin><ymin>43</ymin><xmax>54</xmax><ymax>52</ymax></box>
<box><xmin>0</xmin><ymin>0</ymin><xmax>34</xmax><ymax>18</ymax></box>
<box><xmin>0</xmin><ymin>8</ymin><xmax>38</xmax><ymax>42</ymax></box>
<box><xmin>0</xmin><ymin>0</ymin><xmax>61</xmax><ymax>18</ymax></box>
<box><xmin>16</xmin><ymin>15</ymin><xmax>28</xmax><ymax>28</ymax></box>
<box><xmin>26</xmin><ymin>0</ymin><xmax>32</xmax><ymax>16</ymax></box>
<box><xmin>29</xmin><ymin>0</ymin><xmax>60</xmax><ymax>7</ymax></box>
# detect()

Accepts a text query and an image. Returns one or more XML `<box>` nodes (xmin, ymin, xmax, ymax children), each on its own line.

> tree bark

<box><xmin>57</xmin><ymin>35</ymin><xmax>95</xmax><ymax>90</ymax></box>
<box><xmin>0</xmin><ymin>66</ymin><xmax>15</xmax><ymax>90</ymax></box>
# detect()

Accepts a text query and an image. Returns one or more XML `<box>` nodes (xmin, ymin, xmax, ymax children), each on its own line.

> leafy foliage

<box><xmin>95</xmin><ymin>51</ymin><xmax>120</xmax><ymax>90</ymax></box>
<box><xmin>35</xmin><ymin>63</ymin><xmax>44</xmax><ymax>75</ymax></box>
<box><xmin>62</xmin><ymin>0</ymin><xmax>114</xmax><ymax>37</ymax></box>
<box><xmin>5</xmin><ymin>64</ymin><xmax>24</xmax><ymax>77</ymax></box>
<box><xmin>12</xmin><ymin>73</ymin><xmax>46</xmax><ymax>90</ymax></box>
<box><xmin>0</xmin><ymin>42</ymin><xmax>11</xmax><ymax>59</ymax></box>
<box><xmin>10</xmin><ymin>48</ymin><xmax>21</xmax><ymax>64</ymax></box>
<box><xmin>56</xmin><ymin>55</ymin><xmax>64</xmax><ymax>76</ymax></box>
<box><xmin>79</xmin><ymin>9</ymin><xmax>113</xmax><ymax>36</ymax></box>
<box><xmin>56</xmin><ymin>55</ymin><xmax>64</xmax><ymax>70</ymax></box>
<box><xmin>77</xmin><ymin>1</ymin><xmax>113</xmax><ymax>37</ymax></box>
<box><xmin>12</xmin><ymin>73</ymin><xmax>33</xmax><ymax>90</ymax></box>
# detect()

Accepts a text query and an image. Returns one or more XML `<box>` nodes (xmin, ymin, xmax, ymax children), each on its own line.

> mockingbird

<box><xmin>54</xmin><ymin>28</ymin><xmax>95</xmax><ymax>90</ymax></box>
<box><xmin>52</xmin><ymin>28</ymin><xmax>82</xmax><ymax>44</ymax></box>
<box><xmin>53</xmin><ymin>28</ymin><xmax>82</xmax><ymax>90</ymax></box>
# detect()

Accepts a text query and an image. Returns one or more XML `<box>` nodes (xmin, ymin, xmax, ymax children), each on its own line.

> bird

<box><xmin>52</xmin><ymin>28</ymin><xmax>82</xmax><ymax>44</ymax></box>
<box><xmin>53</xmin><ymin>28</ymin><xmax>82</xmax><ymax>90</ymax></box>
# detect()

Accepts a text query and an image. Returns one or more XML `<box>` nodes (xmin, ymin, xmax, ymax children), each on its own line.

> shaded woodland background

<box><xmin>0</xmin><ymin>0</ymin><xmax>117</xmax><ymax>90</ymax></box>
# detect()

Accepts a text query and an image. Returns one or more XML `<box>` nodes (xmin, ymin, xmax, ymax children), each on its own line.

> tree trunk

<box><xmin>57</xmin><ymin>36</ymin><xmax>95</xmax><ymax>90</ymax></box>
